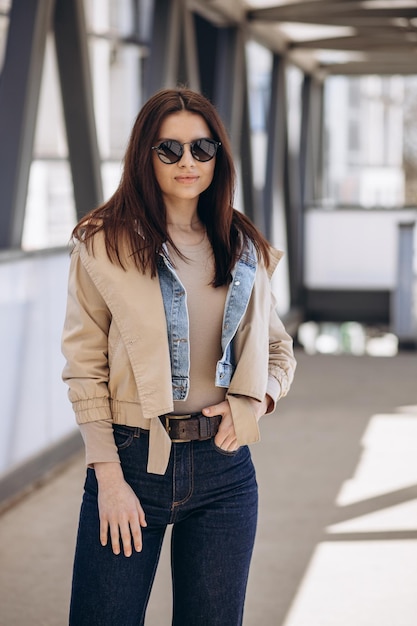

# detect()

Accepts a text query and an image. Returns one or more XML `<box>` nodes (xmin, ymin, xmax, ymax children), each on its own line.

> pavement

<box><xmin>0</xmin><ymin>348</ymin><xmax>417</xmax><ymax>626</ymax></box>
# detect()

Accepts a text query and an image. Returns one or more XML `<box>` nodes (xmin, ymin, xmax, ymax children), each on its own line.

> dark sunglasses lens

<box><xmin>191</xmin><ymin>139</ymin><xmax>218</xmax><ymax>161</ymax></box>
<box><xmin>156</xmin><ymin>140</ymin><xmax>183</xmax><ymax>163</ymax></box>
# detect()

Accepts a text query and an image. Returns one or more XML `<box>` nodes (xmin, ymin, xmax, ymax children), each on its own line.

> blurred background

<box><xmin>0</xmin><ymin>1</ymin><xmax>416</xmax><ymax>625</ymax></box>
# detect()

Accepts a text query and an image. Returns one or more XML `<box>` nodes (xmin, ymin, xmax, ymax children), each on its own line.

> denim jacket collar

<box><xmin>157</xmin><ymin>240</ymin><xmax>258</xmax><ymax>400</ymax></box>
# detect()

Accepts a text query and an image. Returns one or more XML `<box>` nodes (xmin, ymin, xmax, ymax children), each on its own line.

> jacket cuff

<box><xmin>227</xmin><ymin>394</ymin><xmax>260</xmax><ymax>446</ymax></box>
<box><xmin>78</xmin><ymin>420</ymin><xmax>120</xmax><ymax>466</ymax></box>
<box><xmin>265</xmin><ymin>374</ymin><xmax>282</xmax><ymax>413</ymax></box>
<box><xmin>72</xmin><ymin>397</ymin><xmax>112</xmax><ymax>423</ymax></box>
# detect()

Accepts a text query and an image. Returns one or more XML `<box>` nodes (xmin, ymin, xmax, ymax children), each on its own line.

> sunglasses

<box><xmin>151</xmin><ymin>138</ymin><xmax>221</xmax><ymax>164</ymax></box>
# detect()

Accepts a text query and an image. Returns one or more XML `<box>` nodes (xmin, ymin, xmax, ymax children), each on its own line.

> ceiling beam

<box><xmin>250</xmin><ymin>14</ymin><xmax>416</xmax><ymax>28</ymax></box>
<box><xmin>290</xmin><ymin>35</ymin><xmax>417</xmax><ymax>52</ymax></box>
<box><xmin>250</xmin><ymin>1</ymin><xmax>366</xmax><ymax>20</ymax></box>
<box><xmin>190</xmin><ymin>0</ymin><xmax>417</xmax><ymax>77</ymax></box>
<box><xmin>248</xmin><ymin>2</ymin><xmax>417</xmax><ymax>22</ymax></box>
<box><xmin>189</xmin><ymin>0</ymin><xmax>244</xmax><ymax>26</ymax></box>
<box><xmin>322</xmin><ymin>60</ymin><xmax>417</xmax><ymax>75</ymax></box>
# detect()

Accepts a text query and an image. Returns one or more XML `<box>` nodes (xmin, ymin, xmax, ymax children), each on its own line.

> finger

<box><xmin>216</xmin><ymin>416</ymin><xmax>235</xmax><ymax>439</ymax></box>
<box><xmin>99</xmin><ymin>518</ymin><xmax>109</xmax><ymax>547</ymax></box>
<box><xmin>120</xmin><ymin>522</ymin><xmax>133</xmax><ymax>557</ymax></box>
<box><xmin>130</xmin><ymin>517</ymin><xmax>143</xmax><ymax>553</ymax></box>
<box><xmin>223</xmin><ymin>439</ymin><xmax>239</xmax><ymax>451</ymax></box>
<box><xmin>214</xmin><ymin>428</ymin><xmax>228</xmax><ymax>446</ymax></box>
<box><xmin>109</xmin><ymin>521</ymin><xmax>122</xmax><ymax>556</ymax></box>
<box><xmin>138</xmin><ymin>503</ymin><xmax>147</xmax><ymax>528</ymax></box>
<box><xmin>215</xmin><ymin>430</ymin><xmax>237</xmax><ymax>450</ymax></box>
<box><xmin>130</xmin><ymin>527</ymin><xmax>142</xmax><ymax>553</ymax></box>
<box><xmin>202</xmin><ymin>400</ymin><xmax>229</xmax><ymax>417</ymax></box>
<box><xmin>130</xmin><ymin>503</ymin><xmax>146</xmax><ymax>553</ymax></box>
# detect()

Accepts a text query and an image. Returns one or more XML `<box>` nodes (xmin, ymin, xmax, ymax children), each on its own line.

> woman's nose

<box><xmin>179</xmin><ymin>144</ymin><xmax>195</xmax><ymax>166</ymax></box>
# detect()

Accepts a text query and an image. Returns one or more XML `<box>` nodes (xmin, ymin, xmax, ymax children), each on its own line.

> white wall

<box><xmin>304</xmin><ymin>208</ymin><xmax>417</xmax><ymax>289</ymax></box>
<box><xmin>0</xmin><ymin>250</ymin><xmax>75</xmax><ymax>477</ymax></box>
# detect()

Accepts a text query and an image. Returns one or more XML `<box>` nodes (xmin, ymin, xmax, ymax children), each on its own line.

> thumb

<box><xmin>202</xmin><ymin>400</ymin><xmax>227</xmax><ymax>417</ymax></box>
<box><xmin>202</xmin><ymin>405</ymin><xmax>216</xmax><ymax>416</ymax></box>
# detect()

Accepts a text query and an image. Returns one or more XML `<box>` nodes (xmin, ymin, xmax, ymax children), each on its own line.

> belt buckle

<box><xmin>165</xmin><ymin>413</ymin><xmax>191</xmax><ymax>443</ymax></box>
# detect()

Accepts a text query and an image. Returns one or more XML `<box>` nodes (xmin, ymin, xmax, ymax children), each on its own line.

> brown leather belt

<box><xmin>159</xmin><ymin>412</ymin><xmax>221</xmax><ymax>443</ymax></box>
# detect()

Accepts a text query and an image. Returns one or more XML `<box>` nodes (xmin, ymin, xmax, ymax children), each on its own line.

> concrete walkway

<box><xmin>1</xmin><ymin>349</ymin><xmax>417</xmax><ymax>625</ymax></box>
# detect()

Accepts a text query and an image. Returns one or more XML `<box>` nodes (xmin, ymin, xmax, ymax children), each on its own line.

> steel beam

<box><xmin>144</xmin><ymin>0</ymin><xmax>200</xmax><ymax>98</ymax></box>
<box><xmin>193</xmin><ymin>16</ymin><xmax>256</xmax><ymax>222</ymax></box>
<box><xmin>297</xmin><ymin>76</ymin><xmax>324</xmax><ymax>302</ymax></box>
<box><xmin>0</xmin><ymin>0</ymin><xmax>54</xmax><ymax>249</ymax></box>
<box><xmin>248</xmin><ymin>1</ymin><xmax>417</xmax><ymax>21</ymax></box>
<box><xmin>299</xmin><ymin>75</ymin><xmax>310</xmax><ymax>211</ymax></box>
<box><xmin>264</xmin><ymin>54</ymin><xmax>305</xmax><ymax>309</ymax></box>
<box><xmin>324</xmin><ymin>61</ymin><xmax>417</xmax><ymax>75</ymax></box>
<box><xmin>277</xmin><ymin>59</ymin><xmax>304</xmax><ymax>309</ymax></box>
<box><xmin>212</xmin><ymin>26</ymin><xmax>244</xmax><ymax>146</ymax></box>
<box><xmin>264</xmin><ymin>54</ymin><xmax>288</xmax><ymax>242</ymax></box>
<box><xmin>313</xmin><ymin>80</ymin><xmax>325</xmax><ymax>203</ymax></box>
<box><xmin>54</xmin><ymin>0</ymin><xmax>103</xmax><ymax>221</ymax></box>
<box><xmin>193</xmin><ymin>12</ymin><xmax>218</xmax><ymax>101</ymax></box>
<box><xmin>180</xmin><ymin>4</ymin><xmax>200</xmax><ymax>92</ymax></box>
<box><xmin>213</xmin><ymin>26</ymin><xmax>257</xmax><ymax>222</ymax></box>
<box><xmin>239</xmin><ymin>52</ymin><xmax>257</xmax><ymax>226</ymax></box>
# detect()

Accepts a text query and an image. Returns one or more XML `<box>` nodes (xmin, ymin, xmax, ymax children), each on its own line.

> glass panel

<box><xmin>22</xmin><ymin>0</ymin><xmax>147</xmax><ymax>249</ymax></box>
<box><xmin>84</xmin><ymin>0</ymin><xmax>109</xmax><ymax>34</ymax></box>
<box><xmin>22</xmin><ymin>160</ymin><xmax>76</xmax><ymax>250</ymax></box>
<box><xmin>246</xmin><ymin>40</ymin><xmax>272</xmax><ymax>189</ymax></box>
<box><xmin>102</xmin><ymin>161</ymin><xmax>123</xmax><ymax>201</ymax></box>
<box><xmin>89</xmin><ymin>38</ymin><xmax>142</xmax><ymax>159</ymax></box>
<box><xmin>0</xmin><ymin>250</ymin><xmax>75</xmax><ymax>477</ymax></box>
<box><xmin>286</xmin><ymin>64</ymin><xmax>303</xmax><ymax>157</ymax></box>
<box><xmin>23</xmin><ymin>34</ymin><xmax>76</xmax><ymax>250</ymax></box>
<box><xmin>324</xmin><ymin>75</ymin><xmax>407</xmax><ymax>209</ymax></box>
<box><xmin>84</xmin><ymin>0</ymin><xmax>138</xmax><ymax>37</ymax></box>
<box><xmin>247</xmin><ymin>41</ymin><xmax>272</xmax><ymax>132</ymax></box>
<box><xmin>33</xmin><ymin>34</ymin><xmax>68</xmax><ymax>158</ymax></box>
<box><xmin>109</xmin><ymin>0</ymin><xmax>137</xmax><ymax>36</ymax></box>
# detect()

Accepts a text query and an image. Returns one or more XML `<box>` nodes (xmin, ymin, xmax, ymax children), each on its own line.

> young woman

<box><xmin>62</xmin><ymin>87</ymin><xmax>296</xmax><ymax>626</ymax></box>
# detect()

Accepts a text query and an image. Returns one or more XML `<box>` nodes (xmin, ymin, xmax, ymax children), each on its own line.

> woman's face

<box><xmin>152</xmin><ymin>111</ymin><xmax>216</xmax><ymax>212</ymax></box>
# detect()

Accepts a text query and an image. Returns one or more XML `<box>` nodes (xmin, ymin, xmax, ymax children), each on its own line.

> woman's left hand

<box><xmin>202</xmin><ymin>395</ymin><xmax>270</xmax><ymax>452</ymax></box>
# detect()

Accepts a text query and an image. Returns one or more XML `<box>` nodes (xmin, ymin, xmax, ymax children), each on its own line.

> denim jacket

<box><xmin>158</xmin><ymin>240</ymin><xmax>257</xmax><ymax>400</ymax></box>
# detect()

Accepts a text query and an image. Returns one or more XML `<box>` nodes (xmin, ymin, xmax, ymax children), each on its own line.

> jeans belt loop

<box><xmin>199</xmin><ymin>416</ymin><xmax>209</xmax><ymax>439</ymax></box>
<box><xmin>165</xmin><ymin>415</ymin><xmax>171</xmax><ymax>436</ymax></box>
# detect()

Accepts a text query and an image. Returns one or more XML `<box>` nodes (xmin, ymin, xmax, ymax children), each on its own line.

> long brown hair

<box><xmin>72</xmin><ymin>88</ymin><xmax>270</xmax><ymax>286</ymax></box>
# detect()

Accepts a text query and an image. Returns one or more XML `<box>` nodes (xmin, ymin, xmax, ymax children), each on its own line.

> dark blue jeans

<box><xmin>69</xmin><ymin>425</ymin><xmax>258</xmax><ymax>626</ymax></box>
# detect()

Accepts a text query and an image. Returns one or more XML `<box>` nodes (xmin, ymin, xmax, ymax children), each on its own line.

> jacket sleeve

<box><xmin>61</xmin><ymin>244</ymin><xmax>113</xmax><ymax>424</ymax></box>
<box><xmin>265</xmin><ymin>291</ymin><xmax>296</xmax><ymax>412</ymax></box>
<box><xmin>78</xmin><ymin>420</ymin><xmax>120</xmax><ymax>465</ymax></box>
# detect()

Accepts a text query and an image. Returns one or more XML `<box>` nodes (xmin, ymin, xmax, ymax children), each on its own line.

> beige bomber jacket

<box><xmin>62</xmin><ymin>231</ymin><xmax>296</xmax><ymax>474</ymax></box>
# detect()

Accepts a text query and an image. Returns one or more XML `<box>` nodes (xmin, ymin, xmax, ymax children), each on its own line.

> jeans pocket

<box><xmin>112</xmin><ymin>425</ymin><xmax>136</xmax><ymax>450</ymax></box>
<box><xmin>210</xmin><ymin>438</ymin><xmax>240</xmax><ymax>457</ymax></box>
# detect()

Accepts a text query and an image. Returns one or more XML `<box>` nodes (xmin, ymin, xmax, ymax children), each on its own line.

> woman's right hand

<box><xmin>94</xmin><ymin>462</ymin><xmax>147</xmax><ymax>557</ymax></box>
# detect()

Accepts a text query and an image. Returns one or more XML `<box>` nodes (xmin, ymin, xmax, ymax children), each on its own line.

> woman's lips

<box><xmin>175</xmin><ymin>176</ymin><xmax>199</xmax><ymax>184</ymax></box>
